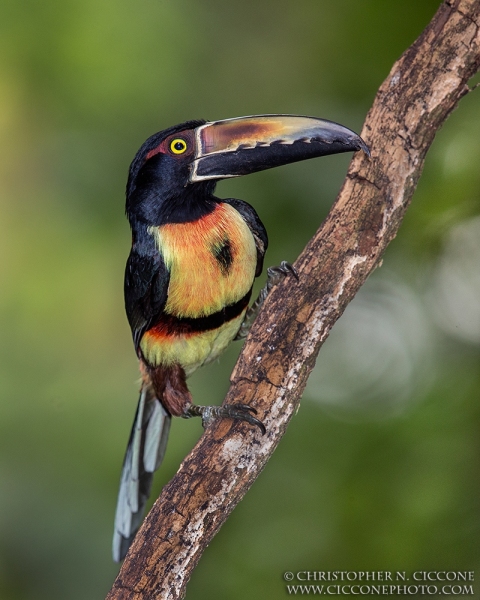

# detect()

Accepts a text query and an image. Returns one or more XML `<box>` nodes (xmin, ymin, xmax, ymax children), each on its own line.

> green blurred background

<box><xmin>1</xmin><ymin>1</ymin><xmax>479</xmax><ymax>598</ymax></box>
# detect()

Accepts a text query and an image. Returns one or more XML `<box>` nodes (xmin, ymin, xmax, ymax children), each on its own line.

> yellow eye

<box><xmin>170</xmin><ymin>138</ymin><xmax>188</xmax><ymax>154</ymax></box>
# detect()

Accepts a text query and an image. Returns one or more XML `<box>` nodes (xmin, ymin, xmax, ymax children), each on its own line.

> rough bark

<box><xmin>107</xmin><ymin>1</ymin><xmax>480</xmax><ymax>598</ymax></box>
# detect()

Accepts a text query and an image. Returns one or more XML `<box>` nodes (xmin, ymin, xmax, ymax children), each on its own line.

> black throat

<box><xmin>127</xmin><ymin>173</ymin><xmax>218</xmax><ymax>228</ymax></box>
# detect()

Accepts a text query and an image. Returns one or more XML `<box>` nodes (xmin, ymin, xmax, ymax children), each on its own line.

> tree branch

<box><xmin>107</xmin><ymin>1</ymin><xmax>480</xmax><ymax>598</ymax></box>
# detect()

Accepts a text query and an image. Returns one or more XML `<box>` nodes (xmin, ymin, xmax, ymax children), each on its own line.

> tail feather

<box><xmin>112</xmin><ymin>386</ymin><xmax>171</xmax><ymax>562</ymax></box>
<box><xmin>144</xmin><ymin>399</ymin><xmax>171</xmax><ymax>472</ymax></box>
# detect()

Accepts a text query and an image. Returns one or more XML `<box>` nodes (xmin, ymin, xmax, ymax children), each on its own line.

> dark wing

<box><xmin>124</xmin><ymin>249</ymin><xmax>170</xmax><ymax>350</ymax></box>
<box><xmin>224</xmin><ymin>198</ymin><xmax>268</xmax><ymax>277</ymax></box>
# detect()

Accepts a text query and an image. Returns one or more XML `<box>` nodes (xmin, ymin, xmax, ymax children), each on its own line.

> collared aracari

<box><xmin>113</xmin><ymin>114</ymin><xmax>369</xmax><ymax>561</ymax></box>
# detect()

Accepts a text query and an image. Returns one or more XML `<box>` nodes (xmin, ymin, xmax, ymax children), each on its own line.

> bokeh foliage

<box><xmin>1</xmin><ymin>1</ymin><xmax>479</xmax><ymax>598</ymax></box>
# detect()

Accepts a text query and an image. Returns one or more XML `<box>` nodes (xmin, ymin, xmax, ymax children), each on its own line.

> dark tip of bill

<box><xmin>357</xmin><ymin>137</ymin><xmax>371</xmax><ymax>158</ymax></box>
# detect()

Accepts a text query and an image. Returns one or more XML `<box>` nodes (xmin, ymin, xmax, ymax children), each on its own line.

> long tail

<box><xmin>112</xmin><ymin>385</ymin><xmax>171</xmax><ymax>562</ymax></box>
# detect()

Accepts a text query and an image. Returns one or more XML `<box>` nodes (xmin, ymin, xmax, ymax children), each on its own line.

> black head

<box><xmin>126</xmin><ymin>119</ymin><xmax>218</xmax><ymax>225</ymax></box>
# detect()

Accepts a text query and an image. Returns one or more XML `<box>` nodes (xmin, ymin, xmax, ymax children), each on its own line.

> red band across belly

<box><xmin>145</xmin><ymin>289</ymin><xmax>251</xmax><ymax>340</ymax></box>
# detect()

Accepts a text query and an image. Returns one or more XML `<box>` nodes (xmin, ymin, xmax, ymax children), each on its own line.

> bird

<box><xmin>113</xmin><ymin>114</ymin><xmax>369</xmax><ymax>561</ymax></box>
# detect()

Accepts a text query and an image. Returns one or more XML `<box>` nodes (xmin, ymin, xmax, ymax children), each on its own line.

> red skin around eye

<box><xmin>146</xmin><ymin>131</ymin><xmax>194</xmax><ymax>160</ymax></box>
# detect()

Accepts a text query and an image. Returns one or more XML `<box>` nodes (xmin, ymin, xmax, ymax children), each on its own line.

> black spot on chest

<box><xmin>212</xmin><ymin>239</ymin><xmax>233</xmax><ymax>275</ymax></box>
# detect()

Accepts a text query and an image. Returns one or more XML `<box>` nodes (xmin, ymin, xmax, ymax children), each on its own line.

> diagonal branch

<box><xmin>107</xmin><ymin>1</ymin><xmax>480</xmax><ymax>598</ymax></box>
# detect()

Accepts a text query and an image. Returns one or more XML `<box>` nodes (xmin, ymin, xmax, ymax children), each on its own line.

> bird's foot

<box><xmin>235</xmin><ymin>260</ymin><xmax>298</xmax><ymax>340</ymax></box>
<box><xmin>183</xmin><ymin>403</ymin><xmax>266</xmax><ymax>434</ymax></box>
<box><xmin>265</xmin><ymin>261</ymin><xmax>298</xmax><ymax>291</ymax></box>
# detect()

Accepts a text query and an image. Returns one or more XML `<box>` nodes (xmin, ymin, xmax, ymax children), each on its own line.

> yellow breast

<box><xmin>148</xmin><ymin>203</ymin><xmax>257</xmax><ymax>318</ymax></box>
